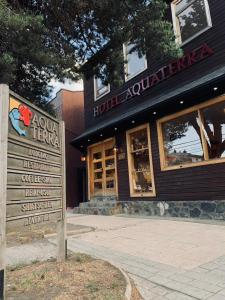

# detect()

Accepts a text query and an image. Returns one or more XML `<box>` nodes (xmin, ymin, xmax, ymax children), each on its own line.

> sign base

<box><xmin>0</xmin><ymin>269</ymin><xmax>4</xmax><ymax>300</ymax></box>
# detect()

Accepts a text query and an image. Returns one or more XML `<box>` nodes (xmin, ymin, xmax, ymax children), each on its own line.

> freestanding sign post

<box><xmin>0</xmin><ymin>84</ymin><xmax>66</xmax><ymax>298</ymax></box>
<box><xmin>0</xmin><ymin>85</ymin><xmax>9</xmax><ymax>300</ymax></box>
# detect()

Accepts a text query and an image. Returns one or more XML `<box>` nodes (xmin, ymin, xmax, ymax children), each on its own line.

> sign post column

<box><xmin>57</xmin><ymin>121</ymin><xmax>66</xmax><ymax>262</ymax></box>
<box><xmin>0</xmin><ymin>84</ymin><xmax>9</xmax><ymax>300</ymax></box>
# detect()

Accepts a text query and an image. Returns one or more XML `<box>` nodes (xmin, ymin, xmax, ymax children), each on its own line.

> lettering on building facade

<box><xmin>93</xmin><ymin>44</ymin><xmax>214</xmax><ymax>117</ymax></box>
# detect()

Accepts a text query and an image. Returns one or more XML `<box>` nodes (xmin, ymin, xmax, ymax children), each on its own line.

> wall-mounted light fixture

<box><xmin>81</xmin><ymin>154</ymin><xmax>86</xmax><ymax>162</ymax></box>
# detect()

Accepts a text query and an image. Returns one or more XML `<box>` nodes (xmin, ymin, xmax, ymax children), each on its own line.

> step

<box><xmin>79</xmin><ymin>200</ymin><xmax>118</xmax><ymax>208</ymax></box>
<box><xmin>74</xmin><ymin>205</ymin><xmax>123</xmax><ymax>216</ymax></box>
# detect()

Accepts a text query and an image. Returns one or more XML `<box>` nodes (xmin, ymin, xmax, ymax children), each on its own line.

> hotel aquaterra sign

<box><xmin>7</xmin><ymin>91</ymin><xmax>65</xmax><ymax>231</ymax></box>
<box><xmin>94</xmin><ymin>43</ymin><xmax>214</xmax><ymax>117</ymax></box>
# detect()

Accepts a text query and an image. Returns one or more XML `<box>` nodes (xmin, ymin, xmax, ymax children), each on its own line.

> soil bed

<box><xmin>7</xmin><ymin>254</ymin><xmax>127</xmax><ymax>300</ymax></box>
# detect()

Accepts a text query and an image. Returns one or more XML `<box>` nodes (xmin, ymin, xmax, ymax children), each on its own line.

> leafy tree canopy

<box><xmin>1</xmin><ymin>0</ymin><xmax>181</xmax><ymax>109</ymax></box>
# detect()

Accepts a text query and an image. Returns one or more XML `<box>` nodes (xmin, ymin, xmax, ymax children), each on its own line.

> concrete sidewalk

<box><xmin>67</xmin><ymin>214</ymin><xmax>225</xmax><ymax>300</ymax></box>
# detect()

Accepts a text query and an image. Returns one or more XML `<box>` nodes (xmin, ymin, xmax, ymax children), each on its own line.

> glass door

<box><xmin>89</xmin><ymin>139</ymin><xmax>117</xmax><ymax>198</ymax></box>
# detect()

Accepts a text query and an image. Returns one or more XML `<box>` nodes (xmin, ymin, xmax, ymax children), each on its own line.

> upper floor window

<box><xmin>94</xmin><ymin>76</ymin><xmax>110</xmax><ymax>101</ymax></box>
<box><xmin>124</xmin><ymin>43</ymin><xmax>147</xmax><ymax>81</ymax></box>
<box><xmin>171</xmin><ymin>0</ymin><xmax>212</xmax><ymax>45</ymax></box>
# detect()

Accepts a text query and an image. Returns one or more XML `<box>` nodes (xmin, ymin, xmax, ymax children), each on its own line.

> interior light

<box><xmin>113</xmin><ymin>145</ymin><xmax>118</xmax><ymax>152</ymax></box>
<box><xmin>180</xmin><ymin>101</ymin><xmax>184</xmax><ymax>104</ymax></box>
<box><xmin>131</xmin><ymin>120</ymin><xmax>135</xmax><ymax>124</ymax></box>
<box><xmin>153</xmin><ymin>112</ymin><xmax>157</xmax><ymax>115</ymax></box>
<box><xmin>214</xmin><ymin>87</ymin><xmax>218</xmax><ymax>91</ymax></box>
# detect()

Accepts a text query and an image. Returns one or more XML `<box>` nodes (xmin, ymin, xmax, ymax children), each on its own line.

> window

<box><xmin>171</xmin><ymin>0</ymin><xmax>212</xmax><ymax>45</ymax></box>
<box><xmin>157</xmin><ymin>96</ymin><xmax>225</xmax><ymax>170</ymax></box>
<box><xmin>201</xmin><ymin>102</ymin><xmax>225</xmax><ymax>159</ymax></box>
<box><xmin>124</xmin><ymin>43</ymin><xmax>147</xmax><ymax>81</ymax></box>
<box><xmin>94</xmin><ymin>77</ymin><xmax>110</xmax><ymax>101</ymax></box>
<box><xmin>126</xmin><ymin>124</ymin><xmax>155</xmax><ymax>197</ymax></box>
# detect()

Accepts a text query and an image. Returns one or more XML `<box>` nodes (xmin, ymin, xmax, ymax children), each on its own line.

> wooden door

<box><xmin>89</xmin><ymin>139</ymin><xmax>117</xmax><ymax>199</ymax></box>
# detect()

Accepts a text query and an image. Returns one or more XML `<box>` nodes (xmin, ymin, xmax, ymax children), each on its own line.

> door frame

<box><xmin>87</xmin><ymin>137</ymin><xmax>118</xmax><ymax>200</ymax></box>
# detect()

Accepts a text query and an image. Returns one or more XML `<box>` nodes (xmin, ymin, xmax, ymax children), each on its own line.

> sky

<box><xmin>49</xmin><ymin>79</ymin><xmax>84</xmax><ymax>99</ymax></box>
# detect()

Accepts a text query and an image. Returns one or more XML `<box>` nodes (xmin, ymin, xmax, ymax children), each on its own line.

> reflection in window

<box><xmin>127</xmin><ymin>125</ymin><xmax>155</xmax><ymax>196</ymax></box>
<box><xmin>201</xmin><ymin>101</ymin><xmax>225</xmax><ymax>159</ymax></box>
<box><xmin>94</xmin><ymin>172</ymin><xmax>102</xmax><ymax>180</ymax></box>
<box><xmin>124</xmin><ymin>43</ymin><xmax>147</xmax><ymax>80</ymax></box>
<box><xmin>105</xmin><ymin>159</ymin><xmax>114</xmax><ymax>169</ymax></box>
<box><xmin>159</xmin><ymin>98</ymin><xmax>225</xmax><ymax>169</ymax></box>
<box><xmin>94</xmin><ymin>162</ymin><xmax>102</xmax><ymax>170</ymax></box>
<box><xmin>162</xmin><ymin>112</ymin><xmax>204</xmax><ymax>167</ymax></box>
<box><xmin>105</xmin><ymin>148</ymin><xmax>114</xmax><ymax>157</ymax></box>
<box><xmin>173</xmin><ymin>0</ymin><xmax>211</xmax><ymax>43</ymax></box>
<box><xmin>106</xmin><ymin>180</ymin><xmax>114</xmax><ymax>189</ymax></box>
<box><xmin>93</xmin><ymin>152</ymin><xmax>102</xmax><ymax>160</ymax></box>
<box><xmin>94</xmin><ymin>77</ymin><xmax>110</xmax><ymax>100</ymax></box>
<box><xmin>106</xmin><ymin>169</ymin><xmax>115</xmax><ymax>178</ymax></box>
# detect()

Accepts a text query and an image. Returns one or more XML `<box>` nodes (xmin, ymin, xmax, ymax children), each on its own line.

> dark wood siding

<box><xmin>84</xmin><ymin>0</ymin><xmax>225</xmax><ymax>129</ymax></box>
<box><xmin>83</xmin><ymin>0</ymin><xmax>225</xmax><ymax>202</ymax></box>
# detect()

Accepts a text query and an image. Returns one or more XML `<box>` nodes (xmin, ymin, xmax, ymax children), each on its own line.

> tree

<box><xmin>1</xmin><ymin>0</ymin><xmax>181</xmax><ymax>110</ymax></box>
<box><xmin>164</xmin><ymin>104</ymin><xmax>225</xmax><ymax>162</ymax></box>
<box><xmin>178</xmin><ymin>0</ymin><xmax>208</xmax><ymax>42</ymax></box>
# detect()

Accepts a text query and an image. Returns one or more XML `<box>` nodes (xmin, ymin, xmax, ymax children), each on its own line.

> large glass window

<box><xmin>126</xmin><ymin>124</ymin><xmax>155</xmax><ymax>197</ymax></box>
<box><xmin>158</xmin><ymin>97</ymin><xmax>225</xmax><ymax>170</ymax></box>
<box><xmin>124</xmin><ymin>43</ymin><xmax>147</xmax><ymax>81</ymax></box>
<box><xmin>201</xmin><ymin>101</ymin><xmax>225</xmax><ymax>159</ymax></box>
<box><xmin>94</xmin><ymin>77</ymin><xmax>110</xmax><ymax>100</ymax></box>
<box><xmin>171</xmin><ymin>0</ymin><xmax>212</xmax><ymax>44</ymax></box>
<box><xmin>162</xmin><ymin>112</ymin><xmax>204</xmax><ymax>167</ymax></box>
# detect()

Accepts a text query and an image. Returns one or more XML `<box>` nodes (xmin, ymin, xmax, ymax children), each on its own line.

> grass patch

<box><xmin>6</xmin><ymin>254</ymin><xmax>127</xmax><ymax>300</ymax></box>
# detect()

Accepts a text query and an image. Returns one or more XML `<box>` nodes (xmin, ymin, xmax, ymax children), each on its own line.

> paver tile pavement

<box><xmin>67</xmin><ymin>215</ymin><xmax>225</xmax><ymax>300</ymax></box>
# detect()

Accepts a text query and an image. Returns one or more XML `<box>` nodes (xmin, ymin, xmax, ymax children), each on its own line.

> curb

<box><xmin>106</xmin><ymin>260</ymin><xmax>132</xmax><ymax>300</ymax></box>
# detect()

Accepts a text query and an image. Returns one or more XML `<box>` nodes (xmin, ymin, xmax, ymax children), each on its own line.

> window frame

<box><xmin>126</xmin><ymin>123</ymin><xmax>156</xmax><ymax>198</ymax></box>
<box><xmin>171</xmin><ymin>0</ymin><xmax>212</xmax><ymax>46</ymax></box>
<box><xmin>94</xmin><ymin>76</ymin><xmax>110</xmax><ymax>101</ymax></box>
<box><xmin>123</xmin><ymin>43</ymin><xmax>148</xmax><ymax>82</ymax></box>
<box><xmin>157</xmin><ymin>95</ymin><xmax>225</xmax><ymax>171</ymax></box>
